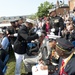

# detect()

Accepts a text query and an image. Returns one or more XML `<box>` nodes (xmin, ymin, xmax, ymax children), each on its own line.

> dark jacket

<box><xmin>7</xmin><ymin>26</ymin><xmax>17</xmax><ymax>44</ymax></box>
<box><xmin>14</xmin><ymin>25</ymin><xmax>39</xmax><ymax>54</ymax></box>
<box><xmin>0</xmin><ymin>68</ymin><xmax>4</xmax><ymax>75</ymax></box>
<box><xmin>50</xmin><ymin>16</ymin><xmax>64</xmax><ymax>35</ymax></box>
<box><xmin>51</xmin><ymin>54</ymin><xmax>75</xmax><ymax>75</ymax></box>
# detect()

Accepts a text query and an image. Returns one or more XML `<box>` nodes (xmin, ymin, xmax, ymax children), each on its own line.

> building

<box><xmin>48</xmin><ymin>0</ymin><xmax>69</xmax><ymax>16</ymax></box>
<box><xmin>56</xmin><ymin>5</ymin><xmax>69</xmax><ymax>15</ymax></box>
<box><xmin>49</xmin><ymin>4</ymin><xmax>69</xmax><ymax>16</ymax></box>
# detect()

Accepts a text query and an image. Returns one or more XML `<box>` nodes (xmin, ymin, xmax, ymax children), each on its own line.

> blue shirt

<box><xmin>1</xmin><ymin>37</ymin><xmax>9</xmax><ymax>50</ymax></box>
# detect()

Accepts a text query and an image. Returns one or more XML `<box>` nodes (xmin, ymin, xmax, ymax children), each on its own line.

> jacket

<box><xmin>50</xmin><ymin>16</ymin><xmax>64</xmax><ymax>35</ymax></box>
<box><xmin>51</xmin><ymin>54</ymin><xmax>75</xmax><ymax>75</ymax></box>
<box><xmin>14</xmin><ymin>25</ymin><xmax>39</xmax><ymax>54</ymax></box>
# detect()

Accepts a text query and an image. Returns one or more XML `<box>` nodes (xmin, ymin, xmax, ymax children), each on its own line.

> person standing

<box><xmin>14</xmin><ymin>18</ymin><xmax>43</xmax><ymax>75</ymax></box>
<box><xmin>32</xmin><ymin>34</ymin><xmax>60</xmax><ymax>75</ymax></box>
<box><xmin>7</xmin><ymin>20</ymin><xmax>17</xmax><ymax>45</ymax></box>
<box><xmin>49</xmin><ymin>10</ymin><xmax>64</xmax><ymax>35</ymax></box>
<box><xmin>42</xmin><ymin>18</ymin><xmax>51</xmax><ymax>35</ymax></box>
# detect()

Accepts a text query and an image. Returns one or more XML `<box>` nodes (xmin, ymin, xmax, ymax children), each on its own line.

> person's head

<box><xmin>49</xmin><ymin>39</ymin><xmax>56</xmax><ymax>49</ymax></box>
<box><xmin>56</xmin><ymin>38</ymin><xmax>74</xmax><ymax>59</ymax></box>
<box><xmin>50</xmin><ymin>10</ymin><xmax>56</xmax><ymax>17</ymax></box>
<box><xmin>25</xmin><ymin>19</ymin><xmax>34</xmax><ymax>30</ymax></box>
<box><xmin>0</xmin><ymin>29</ymin><xmax>8</xmax><ymax>38</ymax></box>
<box><xmin>10</xmin><ymin>20</ymin><xmax>16</xmax><ymax>27</ymax></box>
<box><xmin>66</xmin><ymin>20</ymin><xmax>74</xmax><ymax>31</ymax></box>
<box><xmin>48</xmin><ymin>34</ymin><xmax>61</xmax><ymax>49</ymax></box>
<box><xmin>3</xmin><ymin>30</ymin><xmax>8</xmax><ymax>37</ymax></box>
<box><xmin>18</xmin><ymin>17</ymin><xmax>24</xmax><ymax>25</ymax></box>
<box><xmin>46</xmin><ymin>18</ymin><xmax>50</xmax><ymax>24</ymax></box>
<box><xmin>15</xmin><ymin>19</ymin><xmax>19</xmax><ymax>26</ymax></box>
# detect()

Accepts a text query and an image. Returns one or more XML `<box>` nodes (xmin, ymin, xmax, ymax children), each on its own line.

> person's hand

<box><xmin>8</xmin><ymin>34</ymin><xmax>14</xmax><ymax>37</ymax></box>
<box><xmin>8</xmin><ymin>34</ymin><xmax>11</xmax><ymax>37</ymax></box>
<box><xmin>40</xmin><ymin>65</ymin><xmax>48</xmax><ymax>70</ymax></box>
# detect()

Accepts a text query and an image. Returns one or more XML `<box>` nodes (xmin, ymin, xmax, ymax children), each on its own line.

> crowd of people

<box><xmin>0</xmin><ymin>8</ymin><xmax>75</xmax><ymax>75</ymax></box>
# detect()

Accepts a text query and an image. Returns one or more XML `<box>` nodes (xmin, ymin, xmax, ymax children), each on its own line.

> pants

<box><xmin>23</xmin><ymin>53</ymin><xmax>42</xmax><ymax>73</ymax></box>
<box><xmin>14</xmin><ymin>53</ymin><xmax>25</xmax><ymax>75</ymax></box>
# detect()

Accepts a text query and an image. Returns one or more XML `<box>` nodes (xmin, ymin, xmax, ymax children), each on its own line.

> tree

<box><xmin>37</xmin><ymin>1</ymin><xmax>53</xmax><ymax>18</ymax></box>
<box><xmin>27</xmin><ymin>13</ymin><xmax>38</xmax><ymax>20</ymax></box>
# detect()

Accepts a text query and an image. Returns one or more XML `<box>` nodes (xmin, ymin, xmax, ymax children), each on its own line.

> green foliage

<box><xmin>37</xmin><ymin>1</ymin><xmax>53</xmax><ymax>18</ymax></box>
<box><xmin>27</xmin><ymin>13</ymin><xmax>38</xmax><ymax>20</ymax></box>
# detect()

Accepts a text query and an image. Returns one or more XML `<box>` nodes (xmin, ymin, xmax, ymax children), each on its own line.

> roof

<box><xmin>48</xmin><ymin>4</ymin><xmax>69</xmax><ymax>13</ymax></box>
<box><xmin>0</xmin><ymin>15</ymin><xmax>26</xmax><ymax>23</ymax></box>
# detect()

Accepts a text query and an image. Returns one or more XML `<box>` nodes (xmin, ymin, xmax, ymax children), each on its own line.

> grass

<box><xmin>6</xmin><ymin>50</ymin><xmax>25</xmax><ymax>75</ymax></box>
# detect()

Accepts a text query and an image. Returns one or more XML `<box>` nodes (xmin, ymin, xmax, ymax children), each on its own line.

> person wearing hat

<box><xmin>49</xmin><ymin>10</ymin><xmax>64</xmax><ymax>36</ymax></box>
<box><xmin>7</xmin><ymin>19</ymin><xmax>18</xmax><ymax>47</ymax></box>
<box><xmin>31</xmin><ymin>33</ymin><xmax>60</xmax><ymax>75</ymax></box>
<box><xmin>14</xmin><ymin>18</ymin><xmax>44</xmax><ymax>75</ymax></box>
<box><xmin>32</xmin><ymin>38</ymin><xmax>75</xmax><ymax>75</ymax></box>
<box><xmin>14</xmin><ymin>19</ymin><xmax>20</xmax><ymax>34</ymax></box>
<box><xmin>22</xmin><ymin>32</ymin><xmax>46</xmax><ymax>75</ymax></box>
<box><xmin>15</xmin><ymin>18</ymin><xmax>24</xmax><ymax>34</ymax></box>
<box><xmin>7</xmin><ymin>17</ymin><xmax>25</xmax><ymax>48</ymax></box>
<box><xmin>18</xmin><ymin>17</ymin><xmax>25</xmax><ymax>25</ymax></box>
<box><xmin>51</xmin><ymin>38</ymin><xmax>75</xmax><ymax>75</ymax></box>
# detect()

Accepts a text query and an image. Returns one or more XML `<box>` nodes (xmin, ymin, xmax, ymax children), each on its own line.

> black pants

<box><xmin>0</xmin><ymin>49</ymin><xmax>8</xmax><ymax>62</ymax></box>
<box><xmin>0</xmin><ymin>67</ymin><xmax>4</xmax><ymax>75</ymax></box>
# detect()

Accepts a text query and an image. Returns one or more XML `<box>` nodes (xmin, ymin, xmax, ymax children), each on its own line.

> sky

<box><xmin>0</xmin><ymin>0</ymin><xmax>68</xmax><ymax>17</ymax></box>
